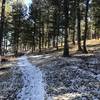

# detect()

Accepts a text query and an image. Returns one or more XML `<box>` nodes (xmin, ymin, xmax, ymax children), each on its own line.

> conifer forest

<box><xmin>0</xmin><ymin>0</ymin><xmax>100</xmax><ymax>100</ymax></box>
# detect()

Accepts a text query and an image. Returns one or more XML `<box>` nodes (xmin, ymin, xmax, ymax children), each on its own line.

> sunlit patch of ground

<box><xmin>70</xmin><ymin>39</ymin><xmax>100</xmax><ymax>54</ymax></box>
<box><xmin>0</xmin><ymin>56</ymin><xmax>16</xmax><ymax>62</ymax></box>
<box><xmin>86</xmin><ymin>39</ymin><xmax>100</xmax><ymax>53</ymax></box>
<box><xmin>86</xmin><ymin>39</ymin><xmax>100</xmax><ymax>45</ymax></box>
<box><xmin>29</xmin><ymin>39</ymin><xmax>100</xmax><ymax>67</ymax></box>
<box><xmin>52</xmin><ymin>93</ymin><xmax>82</xmax><ymax>100</ymax></box>
<box><xmin>29</xmin><ymin>39</ymin><xmax>100</xmax><ymax>100</ymax></box>
<box><xmin>0</xmin><ymin>39</ymin><xmax>99</xmax><ymax>100</ymax></box>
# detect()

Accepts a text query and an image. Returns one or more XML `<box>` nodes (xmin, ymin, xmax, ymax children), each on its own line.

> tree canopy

<box><xmin>0</xmin><ymin>0</ymin><xmax>100</xmax><ymax>56</ymax></box>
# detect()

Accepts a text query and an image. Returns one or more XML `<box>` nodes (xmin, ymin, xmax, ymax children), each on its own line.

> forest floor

<box><xmin>0</xmin><ymin>56</ymin><xmax>45</xmax><ymax>100</ymax></box>
<box><xmin>0</xmin><ymin>39</ymin><xmax>100</xmax><ymax>100</ymax></box>
<box><xmin>29</xmin><ymin>39</ymin><xmax>100</xmax><ymax>100</ymax></box>
<box><xmin>0</xmin><ymin>59</ymin><xmax>23</xmax><ymax>99</ymax></box>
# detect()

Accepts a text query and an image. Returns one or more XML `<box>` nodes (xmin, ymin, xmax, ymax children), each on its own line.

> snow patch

<box><xmin>30</xmin><ymin>54</ymin><xmax>52</xmax><ymax>59</ymax></box>
<box><xmin>17</xmin><ymin>56</ymin><xmax>45</xmax><ymax>100</ymax></box>
<box><xmin>96</xmin><ymin>74</ymin><xmax>100</xmax><ymax>81</ymax></box>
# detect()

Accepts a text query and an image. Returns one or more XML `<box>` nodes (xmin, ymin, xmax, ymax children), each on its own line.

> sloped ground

<box><xmin>0</xmin><ymin>56</ymin><xmax>46</xmax><ymax>100</ymax></box>
<box><xmin>0</xmin><ymin>39</ymin><xmax>99</xmax><ymax>100</ymax></box>
<box><xmin>17</xmin><ymin>56</ymin><xmax>45</xmax><ymax>100</ymax></box>
<box><xmin>29</xmin><ymin>40</ymin><xmax>100</xmax><ymax>100</ymax></box>
<box><xmin>0</xmin><ymin>61</ymin><xmax>23</xmax><ymax>100</ymax></box>
<box><xmin>41</xmin><ymin>54</ymin><xmax>100</xmax><ymax>100</ymax></box>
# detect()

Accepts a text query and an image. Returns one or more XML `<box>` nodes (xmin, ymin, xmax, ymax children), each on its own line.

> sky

<box><xmin>24</xmin><ymin>0</ymin><xmax>32</xmax><ymax>6</ymax></box>
<box><xmin>23</xmin><ymin>0</ymin><xmax>32</xmax><ymax>14</ymax></box>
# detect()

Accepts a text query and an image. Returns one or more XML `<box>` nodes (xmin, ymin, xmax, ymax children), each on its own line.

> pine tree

<box><xmin>0</xmin><ymin>0</ymin><xmax>6</xmax><ymax>55</ymax></box>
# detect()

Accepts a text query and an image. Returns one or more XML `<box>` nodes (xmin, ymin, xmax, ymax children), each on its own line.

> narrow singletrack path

<box><xmin>17</xmin><ymin>56</ymin><xmax>45</xmax><ymax>100</ymax></box>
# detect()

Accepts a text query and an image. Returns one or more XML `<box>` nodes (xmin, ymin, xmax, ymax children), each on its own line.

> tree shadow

<box><xmin>44</xmin><ymin>46</ymin><xmax>100</xmax><ymax>99</ymax></box>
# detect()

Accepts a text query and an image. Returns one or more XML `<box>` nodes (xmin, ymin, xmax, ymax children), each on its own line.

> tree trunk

<box><xmin>42</xmin><ymin>22</ymin><xmax>44</xmax><ymax>48</ymax></box>
<box><xmin>77</xmin><ymin>1</ymin><xmax>82</xmax><ymax>51</ymax></box>
<box><xmin>53</xmin><ymin>36</ymin><xmax>56</xmax><ymax>47</ymax></box>
<box><xmin>63</xmin><ymin>0</ymin><xmax>69</xmax><ymax>57</ymax></box>
<box><xmin>56</xmin><ymin>10</ymin><xmax>60</xmax><ymax>51</ymax></box>
<box><xmin>83</xmin><ymin>0</ymin><xmax>90</xmax><ymax>53</ymax></box>
<box><xmin>72</xmin><ymin>28</ymin><xmax>76</xmax><ymax>45</ymax></box>
<box><xmin>72</xmin><ymin>0</ymin><xmax>77</xmax><ymax>45</ymax></box>
<box><xmin>32</xmin><ymin>23</ymin><xmax>36</xmax><ymax>53</ymax></box>
<box><xmin>0</xmin><ymin>0</ymin><xmax>6</xmax><ymax>55</ymax></box>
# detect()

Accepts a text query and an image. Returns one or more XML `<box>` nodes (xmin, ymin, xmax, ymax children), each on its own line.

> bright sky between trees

<box><xmin>24</xmin><ymin>0</ymin><xmax>32</xmax><ymax>5</ymax></box>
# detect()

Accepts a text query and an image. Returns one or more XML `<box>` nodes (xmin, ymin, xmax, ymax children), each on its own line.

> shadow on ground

<box><xmin>36</xmin><ymin>43</ymin><xmax>100</xmax><ymax>100</ymax></box>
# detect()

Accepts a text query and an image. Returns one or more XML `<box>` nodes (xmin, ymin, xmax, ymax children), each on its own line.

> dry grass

<box><xmin>86</xmin><ymin>39</ymin><xmax>100</xmax><ymax>45</ymax></box>
<box><xmin>29</xmin><ymin>39</ymin><xmax>100</xmax><ymax>68</ymax></box>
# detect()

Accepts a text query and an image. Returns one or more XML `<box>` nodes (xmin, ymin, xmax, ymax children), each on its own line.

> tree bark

<box><xmin>0</xmin><ymin>0</ymin><xmax>6</xmax><ymax>55</ymax></box>
<box><xmin>83</xmin><ymin>0</ymin><xmax>90</xmax><ymax>53</ymax></box>
<box><xmin>63</xmin><ymin>0</ymin><xmax>69</xmax><ymax>57</ymax></box>
<box><xmin>77</xmin><ymin>0</ymin><xmax>82</xmax><ymax>51</ymax></box>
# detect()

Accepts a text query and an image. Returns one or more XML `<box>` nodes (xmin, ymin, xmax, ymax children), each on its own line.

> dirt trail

<box><xmin>17</xmin><ymin>56</ymin><xmax>45</xmax><ymax>100</ymax></box>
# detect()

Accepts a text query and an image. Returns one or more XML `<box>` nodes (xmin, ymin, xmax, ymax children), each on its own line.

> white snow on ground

<box><xmin>17</xmin><ymin>56</ymin><xmax>45</xmax><ymax>100</ymax></box>
<box><xmin>96</xmin><ymin>74</ymin><xmax>100</xmax><ymax>81</ymax></box>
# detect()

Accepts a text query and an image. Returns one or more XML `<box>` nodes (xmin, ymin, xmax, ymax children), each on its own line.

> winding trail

<box><xmin>17</xmin><ymin>56</ymin><xmax>45</xmax><ymax>100</ymax></box>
